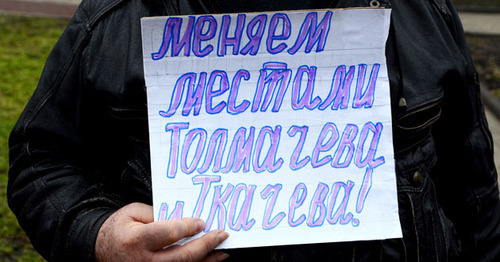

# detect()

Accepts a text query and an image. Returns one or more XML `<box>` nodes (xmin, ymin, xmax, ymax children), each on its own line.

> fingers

<box><xmin>96</xmin><ymin>203</ymin><xmax>230</xmax><ymax>262</ymax></box>
<box><xmin>121</xmin><ymin>202</ymin><xmax>155</xmax><ymax>224</ymax></box>
<box><xmin>181</xmin><ymin>230</ymin><xmax>229</xmax><ymax>260</ymax></box>
<box><xmin>153</xmin><ymin>230</ymin><xmax>230</xmax><ymax>262</ymax></box>
<box><xmin>202</xmin><ymin>251</ymin><xmax>230</xmax><ymax>262</ymax></box>
<box><xmin>95</xmin><ymin>203</ymin><xmax>156</xmax><ymax>262</ymax></box>
<box><xmin>141</xmin><ymin>217</ymin><xmax>206</xmax><ymax>250</ymax></box>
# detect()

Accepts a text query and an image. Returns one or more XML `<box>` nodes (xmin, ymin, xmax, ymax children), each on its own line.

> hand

<box><xmin>95</xmin><ymin>202</ymin><xmax>229</xmax><ymax>262</ymax></box>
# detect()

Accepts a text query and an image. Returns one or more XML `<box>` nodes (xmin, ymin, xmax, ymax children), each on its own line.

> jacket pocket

<box><xmin>396</xmin><ymin>101</ymin><xmax>441</xmax><ymax>131</ymax></box>
<box><xmin>107</xmin><ymin>105</ymin><xmax>147</xmax><ymax>121</ymax></box>
<box><xmin>106</xmin><ymin>105</ymin><xmax>149</xmax><ymax>142</ymax></box>
<box><xmin>393</xmin><ymin>101</ymin><xmax>442</xmax><ymax>153</ymax></box>
<box><xmin>120</xmin><ymin>139</ymin><xmax>152</xmax><ymax>204</ymax></box>
<box><xmin>393</xmin><ymin>136</ymin><xmax>459</xmax><ymax>262</ymax></box>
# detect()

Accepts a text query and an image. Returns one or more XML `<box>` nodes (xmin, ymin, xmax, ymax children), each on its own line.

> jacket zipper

<box><xmin>397</xmin><ymin>101</ymin><xmax>442</xmax><ymax>131</ymax></box>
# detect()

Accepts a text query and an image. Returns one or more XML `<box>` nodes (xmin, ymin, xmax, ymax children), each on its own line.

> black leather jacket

<box><xmin>8</xmin><ymin>0</ymin><xmax>500</xmax><ymax>261</ymax></box>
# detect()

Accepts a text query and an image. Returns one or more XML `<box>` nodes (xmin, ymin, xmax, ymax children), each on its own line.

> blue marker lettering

<box><xmin>151</xmin><ymin>16</ymin><xmax>195</xmax><ymax>60</ymax></box>
<box><xmin>307</xmin><ymin>182</ymin><xmax>328</xmax><ymax>227</ymax></box>
<box><xmin>227</xmin><ymin>69</ymin><xmax>251</xmax><ymax>114</ymax></box>
<box><xmin>193</xmin><ymin>16</ymin><xmax>217</xmax><ymax>57</ymax></box>
<box><xmin>205</xmin><ymin>184</ymin><xmax>234</xmax><ymax>231</ymax></box>
<box><xmin>181</xmin><ymin>128</ymin><xmax>207</xmax><ymax>174</ymax></box>
<box><xmin>165</xmin><ymin>122</ymin><xmax>189</xmax><ymax>178</ymax></box>
<box><xmin>222</xmin><ymin>127</ymin><xmax>255</xmax><ymax>173</ymax></box>
<box><xmin>311</xmin><ymin>122</ymin><xmax>339</xmax><ymax>168</ymax></box>
<box><xmin>227</xmin><ymin>184</ymin><xmax>256</xmax><ymax>231</ymax></box>
<box><xmin>326</xmin><ymin>180</ymin><xmax>355</xmax><ymax>225</ymax></box>
<box><xmin>261</xmin><ymin>184</ymin><xmax>285</xmax><ymax>230</ymax></box>
<box><xmin>241</xmin><ymin>14</ymin><xmax>267</xmax><ymax>55</ymax></box>
<box><xmin>354</xmin><ymin>122</ymin><xmax>385</xmax><ymax>169</ymax></box>
<box><xmin>291</xmin><ymin>65</ymin><xmax>321</xmax><ymax>110</ymax></box>
<box><xmin>253</xmin><ymin>126</ymin><xmax>283</xmax><ymax>173</ymax></box>
<box><xmin>287</xmin><ymin>126</ymin><xmax>310</xmax><ymax>170</ymax></box>
<box><xmin>206</xmin><ymin>70</ymin><xmax>229</xmax><ymax>114</ymax></box>
<box><xmin>266</xmin><ymin>13</ymin><xmax>291</xmax><ymax>54</ymax></box>
<box><xmin>218</xmin><ymin>14</ymin><xmax>246</xmax><ymax>56</ymax></box>
<box><xmin>288</xmin><ymin>183</ymin><xmax>307</xmax><ymax>227</ymax></box>
<box><xmin>198</xmin><ymin>129</ymin><xmax>228</xmax><ymax>174</ymax></box>
<box><xmin>319</xmin><ymin>65</ymin><xmax>355</xmax><ymax>110</ymax></box>
<box><xmin>331</xmin><ymin>124</ymin><xmax>358</xmax><ymax>168</ymax></box>
<box><xmin>353</xmin><ymin>64</ymin><xmax>379</xmax><ymax>108</ymax></box>
<box><xmin>252</xmin><ymin>62</ymin><xmax>291</xmax><ymax>112</ymax></box>
<box><xmin>192</xmin><ymin>175</ymin><xmax>221</xmax><ymax>218</ymax></box>
<box><xmin>288</xmin><ymin>11</ymin><xmax>332</xmax><ymax>55</ymax></box>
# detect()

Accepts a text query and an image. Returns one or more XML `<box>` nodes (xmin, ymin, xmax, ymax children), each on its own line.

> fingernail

<box><xmin>196</xmin><ymin>219</ymin><xmax>205</xmax><ymax>231</ymax></box>
<box><xmin>217</xmin><ymin>231</ymin><xmax>230</xmax><ymax>242</ymax></box>
<box><xmin>216</xmin><ymin>253</ymin><xmax>230</xmax><ymax>261</ymax></box>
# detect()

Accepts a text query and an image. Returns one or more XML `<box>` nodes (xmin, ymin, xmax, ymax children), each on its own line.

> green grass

<box><xmin>0</xmin><ymin>14</ymin><xmax>69</xmax><ymax>262</ymax></box>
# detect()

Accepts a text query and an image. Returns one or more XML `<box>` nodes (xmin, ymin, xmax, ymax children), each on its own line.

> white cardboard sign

<box><xmin>141</xmin><ymin>8</ymin><xmax>402</xmax><ymax>249</ymax></box>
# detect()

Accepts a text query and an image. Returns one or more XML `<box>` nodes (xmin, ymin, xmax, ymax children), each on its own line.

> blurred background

<box><xmin>0</xmin><ymin>0</ymin><xmax>499</xmax><ymax>261</ymax></box>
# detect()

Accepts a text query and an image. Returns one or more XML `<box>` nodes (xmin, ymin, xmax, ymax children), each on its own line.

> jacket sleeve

<box><xmin>431</xmin><ymin>1</ymin><xmax>500</xmax><ymax>260</ymax></box>
<box><xmin>7</xmin><ymin>4</ymin><xmax>124</xmax><ymax>261</ymax></box>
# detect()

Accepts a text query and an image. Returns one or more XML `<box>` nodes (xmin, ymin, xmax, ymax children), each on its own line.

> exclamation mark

<box><xmin>353</xmin><ymin>168</ymin><xmax>373</xmax><ymax>227</ymax></box>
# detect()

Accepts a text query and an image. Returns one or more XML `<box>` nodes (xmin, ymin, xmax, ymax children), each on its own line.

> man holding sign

<box><xmin>8</xmin><ymin>0</ymin><xmax>500</xmax><ymax>261</ymax></box>
<box><xmin>142</xmin><ymin>6</ymin><xmax>399</xmax><ymax>248</ymax></box>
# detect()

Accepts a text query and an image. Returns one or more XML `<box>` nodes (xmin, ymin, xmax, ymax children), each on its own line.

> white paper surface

<box><xmin>141</xmin><ymin>8</ymin><xmax>402</xmax><ymax>249</ymax></box>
